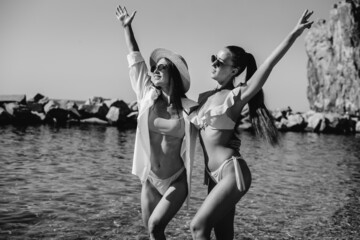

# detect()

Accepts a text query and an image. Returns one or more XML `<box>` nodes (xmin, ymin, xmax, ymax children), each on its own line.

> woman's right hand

<box><xmin>116</xmin><ymin>5</ymin><xmax>136</xmax><ymax>27</ymax></box>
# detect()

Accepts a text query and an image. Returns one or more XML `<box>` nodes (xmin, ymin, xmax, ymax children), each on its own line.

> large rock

<box><xmin>306</xmin><ymin>112</ymin><xmax>327</xmax><ymax>132</ymax></box>
<box><xmin>0</xmin><ymin>94</ymin><xmax>26</xmax><ymax>104</ymax></box>
<box><xmin>305</xmin><ymin>0</ymin><xmax>360</xmax><ymax>114</ymax></box>
<box><xmin>0</xmin><ymin>107</ymin><xmax>12</xmax><ymax>124</ymax></box>
<box><xmin>284</xmin><ymin>113</ymin><xmax>307</xmax><ymax>132</ymax></box>
<box><xmin>356</xmin><ymin>121</ymin><xmax>360</xmax><ymax>132</ymax></box>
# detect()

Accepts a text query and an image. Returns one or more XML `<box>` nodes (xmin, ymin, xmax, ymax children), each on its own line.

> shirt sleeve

<box><xmin>127</xmin><ymin>51</ymin><xmax>152</xmax><ymax>101</ymax></box>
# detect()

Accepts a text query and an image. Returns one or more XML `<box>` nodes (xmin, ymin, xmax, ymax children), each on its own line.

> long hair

<box><xmin>163</xmin><ymin>58</ymin><xmax>187</xmax><ymax>116</ymax></box>
<box><xmin>227</xmin><ymin>45</ymin><xmax>279</xmax><ymax>145</ymax></box>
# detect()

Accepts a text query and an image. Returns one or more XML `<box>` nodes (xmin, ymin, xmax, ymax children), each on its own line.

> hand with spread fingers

<box><xmin>116</xmin><ymin>5</ymin><xmax>136</xmax><ymax>27</ymax></box>
<box><xmin>292</xmin><ymin>9</ymin><xmax>314</xmax><ymax>37</ymax></box>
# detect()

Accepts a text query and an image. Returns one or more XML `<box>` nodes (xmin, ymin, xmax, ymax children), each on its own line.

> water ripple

<box><xmin>0</xmin><ymin>126</ymin><xmax>359</xmax><ymax>239</ymax></box>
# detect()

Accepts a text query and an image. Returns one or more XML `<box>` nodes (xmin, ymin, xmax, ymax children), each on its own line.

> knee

<box><xmin>148</xmin><ymin>216</ymin><xmax>165</xmax><ymax>237</ymax></box>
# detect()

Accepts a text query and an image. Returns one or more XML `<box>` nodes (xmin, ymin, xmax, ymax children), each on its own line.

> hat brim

<box><xmin>150</xmin><ymin>48</ymin><xmax>190</xmax><ymax>93</ymax></box>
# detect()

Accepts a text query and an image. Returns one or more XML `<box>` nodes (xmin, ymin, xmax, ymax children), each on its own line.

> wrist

<box><xmin>289</xmin><ymin>28</ymin><xmax>301</xmax><ymax>40</ymax></box>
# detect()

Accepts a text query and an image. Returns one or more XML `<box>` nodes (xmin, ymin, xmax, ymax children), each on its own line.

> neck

<box><xmin>160</xmin><ymin>91</ymin><xmax>171</xmax><ymax>106</ymax></box>
<box><xmin>217</xmin><ymin>77</ymin><xmax>234</xmax><ymax>91</ymax></box>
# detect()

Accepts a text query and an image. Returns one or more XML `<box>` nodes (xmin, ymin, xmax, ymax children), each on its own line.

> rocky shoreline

<box><xmin>0</xmin><ymin>94</ymin><xmax>138</xmax><ymax>129</ymax></box>
<box><xmin>1</xmin><ymin>94</ymin><xmax>360</xmax><ymax>134</ymax></box>
<box><xmin>239</xmin><ymin>106</ymin><xmax>360</xmax><ymax>134</ymax></box>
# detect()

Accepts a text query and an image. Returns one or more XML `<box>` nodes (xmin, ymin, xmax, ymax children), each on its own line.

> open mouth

<box><xmin>152</xmin><ymin>75</ymin><xmax>161</xmax><ymax>81</ymax></box>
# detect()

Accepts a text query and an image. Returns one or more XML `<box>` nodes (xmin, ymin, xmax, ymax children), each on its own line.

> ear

<box><xmin>231</xmin><ymin>67</ymin><xmax>239</xmax><ymax>76</ymax></box>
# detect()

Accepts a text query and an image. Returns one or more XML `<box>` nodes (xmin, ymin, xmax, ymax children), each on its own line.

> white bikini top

<box><xmin>190</xmin><ymin>87</ymin><xmax>241</xmax><ymax>130</ymax></box>
<box><xmin>148</xmin><ymin>110</ymin><xmax>185</xmax><ymax>139</ymax></box>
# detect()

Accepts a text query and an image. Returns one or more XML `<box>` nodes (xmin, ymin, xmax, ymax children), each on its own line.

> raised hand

<box><xmin>116</xmin><ymin>5</ymin><xmax>136</xmax><ymax>27</ymax></box>
<box><xmin>293</xmin><ymin>9</ymin><xmax>314</xmax><ymax>37</ymax></box>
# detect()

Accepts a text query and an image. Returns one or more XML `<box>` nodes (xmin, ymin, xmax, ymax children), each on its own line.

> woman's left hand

<box><xmin>293</xmin><ymin>9</ymin><xmax>314</xmax><ymax>37</ymax></box>
<box><xmin>228</xmin><ymin>132</ymin><xmax>242</xmax><ymax>151</ymax></box>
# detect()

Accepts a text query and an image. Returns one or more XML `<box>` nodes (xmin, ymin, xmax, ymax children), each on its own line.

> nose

<box><xmin>212</xmin><ymin>60</ymin><xmax>219</xmax><ymax>68</ymax></box>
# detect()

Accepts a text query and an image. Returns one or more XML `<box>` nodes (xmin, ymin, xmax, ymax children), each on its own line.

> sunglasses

<box><xmin>211</xmin><ymin>55</ymin><xmax>233</xmax><ymax>68</ymax></box>
<box><xmin>150</xmin><ymin>64</ymin><xmax>168</xmax><ymax>73</ymax></box>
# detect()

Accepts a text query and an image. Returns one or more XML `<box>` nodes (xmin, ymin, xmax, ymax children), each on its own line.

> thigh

<box><xmin>214</xmin><ymin>206</ymin><xmax>235</xmax><ymax>240</ymax></box>
<box><xmin>141</xmin><ymin>179</ymin><xmax>162</xmax><ymax>226</ymax></box>
<box><xmin>149</xmin><ymin>170</ymin><xmax>188</xmax><ymax>226</ymax></box>
<box><xmin>207</xmin><ymin>174</ymin><xmax>236</xmax><ymax>239</ymax></box>
<box><xmin>193</xmin><ymin>160</ymin><xmax>251</xmax><ymax>231</ymax></box>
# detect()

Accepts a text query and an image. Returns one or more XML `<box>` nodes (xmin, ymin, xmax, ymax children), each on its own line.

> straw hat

<box><xmin>150</xmin><ymin>48</ymin><xmax>190</xmax><ymax>93</ymax></box>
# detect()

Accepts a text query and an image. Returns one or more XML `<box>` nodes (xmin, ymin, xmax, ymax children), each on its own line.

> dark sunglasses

<box><xmin>211</xmin><ymin>55</ymin><xmax>233</xmax><ymax>68</ymax></box>
<box><xmin>150</xmin><ymin>64</ymin><xmax>168</xmax><ymax>73</ymax></box>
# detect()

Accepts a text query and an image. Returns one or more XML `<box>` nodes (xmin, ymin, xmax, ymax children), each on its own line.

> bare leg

<box><xmin>146</xmin><ymin>170</ymin><xmax>188</xmax><ymax>240</ymax></box>
<box><xmin>214</xmin><ymin>207</ymin><xmax>235</xmax><ymax>239</ymax></box>
<box><xmin>190</xmin><ymin>160</ymin><xmax>251</xmax><ymax>240</ymax></box>
<box><xmin>207</xmin><ymin>179</ymin><xmax>236</xmax><ymax>239</ymax></box>
<box><xmin>141</xmin><ymin>179</ymin><xmax>162</xmax><ymax>229</ymax></box>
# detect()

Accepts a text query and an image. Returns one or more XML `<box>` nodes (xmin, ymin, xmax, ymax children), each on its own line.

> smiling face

<box><xmin>210</xmin><ymin>48</ymin><xmax>238</xmax><ymax>86</ymax></box>
<box><xmin>151</xmin><ymin>58</ymin><xmax>171</xmax><ymax>91</ymax></box>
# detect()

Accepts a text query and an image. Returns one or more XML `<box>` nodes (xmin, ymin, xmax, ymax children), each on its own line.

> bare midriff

<box><xmin>149</xmin><ymin>130</ymin><xmax>184</xmax><ymax>179</ymax></box>
<box><xmin>199</xmin><ymin>128</ymin><xmax>236</xmax><ymax>171</ymax></box>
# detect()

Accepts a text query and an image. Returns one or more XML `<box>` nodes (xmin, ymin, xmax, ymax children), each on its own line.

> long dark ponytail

<box><xmin>227</xmin><ymin>45</ymin><xmax>279</xmax><ymax>146</ymax></box>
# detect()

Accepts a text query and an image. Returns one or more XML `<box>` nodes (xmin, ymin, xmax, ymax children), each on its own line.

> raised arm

<box><xmin>116</xmin><ymin>5</ymin><xmax>139</xmax><ymax>53</ymax></box>
<box><xmin>240</xmin><ymin>10</ymin><xmax>313</xmax><ymax>103</ymax></box>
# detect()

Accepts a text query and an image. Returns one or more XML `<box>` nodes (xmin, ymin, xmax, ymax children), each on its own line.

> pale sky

<box><xmin>0</xmin><ymin>0</ymin><xmax>338</xmax><ymax>112</ymax></box>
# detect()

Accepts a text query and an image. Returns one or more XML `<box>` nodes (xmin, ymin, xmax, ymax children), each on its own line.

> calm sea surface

<box><xmin>0</xmin><ymin>124</ymin><xmax>359</xmax><ymax>240</ymax></box>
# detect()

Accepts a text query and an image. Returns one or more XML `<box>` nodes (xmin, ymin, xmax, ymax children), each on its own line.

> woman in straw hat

<box><xmin>116</xmin><ymin>5</ymin><xmax>198</xmax><ymax>239</ymax></box>
<box><xmin>189</xmin><ymin>10</ymin><xmax>313</xmax><ymax>239</ymax></box>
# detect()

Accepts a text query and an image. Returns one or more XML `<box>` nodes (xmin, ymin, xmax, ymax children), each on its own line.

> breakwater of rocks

<box><xmin>1</xmin><ymin>94</ymin><xmax>360</xmax><ymax>134</ymax></box>
<box><xmin>0</xmin><ymin>94</ymin><xmax>138</xmax><ymax>129</ymax></box>
<box><xmin>238</xmin><ymin>106</ymin><xmax>360</xmax><ymax>134</ymax></box>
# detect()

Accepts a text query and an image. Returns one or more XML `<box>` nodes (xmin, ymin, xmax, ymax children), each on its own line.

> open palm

<box><xmin>116</xmin><ymin>5</ymin><xmax>136</xmax><ymax>27</ymax></box>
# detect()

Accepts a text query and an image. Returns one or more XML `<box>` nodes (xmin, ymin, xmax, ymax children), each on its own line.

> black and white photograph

<box><xmin>1</xmin><ymin>0</ymin><xmax>359</xmax><ymax>239</ymax></box>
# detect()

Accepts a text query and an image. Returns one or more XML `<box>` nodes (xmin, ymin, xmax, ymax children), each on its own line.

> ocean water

<box><xmin>0</xmin><ymin>124</ymin><xmax>359</xmax><ymax>240</ymax></box>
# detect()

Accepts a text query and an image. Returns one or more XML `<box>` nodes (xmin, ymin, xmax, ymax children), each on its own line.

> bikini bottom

<box><xmin>148</xmin><ymin>166</ymin><xmax>185</xmax><ymax>195</ymax></box>
<box><xmin>205</xmin><ymin>155</ymin><xmax>247</xmax><ymax>192</ymax></box>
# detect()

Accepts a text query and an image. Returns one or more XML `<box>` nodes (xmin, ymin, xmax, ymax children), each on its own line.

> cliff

<box><xmin>304</xmin><ymin>0</ymin><xmax>360</xmax><ymax>114</ymax></box>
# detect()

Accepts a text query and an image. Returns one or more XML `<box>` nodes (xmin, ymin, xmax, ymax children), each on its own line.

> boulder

<box><xmin>44</xmin><ymin>100</ymin><xmax>60</xmax><ymax>114</ymax></box>
<box><xmin>4</xmin><ymin>102</ymin><xmax>18</xmax><ymax>116</ymax></box>
<box><xmin>26</xmin><ymin>102</ymin><xmax>44</xmax><ymax>113</ymax></box>
<box><xmin>306</xmin><ymin>112</ymin><xmax>327</xmax><ymax>132</ymax></box>
<box><xmin>58</xmin><ymin>100</ymin><xmax>81</xmax><ymax>120</ymax></box>
<box><xmin>0</xmin><ymin>94</ymin><xmax>26</xmax><ymax>104</ymax></box>
<box><xmin>0</xmin><ymin>106</ymin><xmax>12</xmax><ymax>124</ymax></box>
<box><xmin>78</xmin><ymin>103</ymin><xmax>109</xmax><ymax>121</ymax></box>
<box><xmin>13</xmin><ymin>105</ymin><xmax>42</xmax><ymax>125</ymax></box>
<box><xmin>285</xmin><ymin>113</ymin><xmax>307</xmax><ymax>132</ymax></box>
<box><xmin>32</xmin><ymin>93</ymin><xmax>45</xmax><ymax>102</ymax></box>
<box><xmin>106</xmin><ymin>106</ymin><xmax>120</xmax><ymax>123</ymax></box>
<box><xmin>111</xmin><ymin>100</ymin><xmax>132</xmax><ymax>124</ymax></box>
<box><xmin>356</xmin><ymin>121</ymin><xmax>360</xmax><ymax>133</ymax></box>
<box><xmin>45</xmin><ymin>108</ymin><xmax>69</xmax><ymax>125</ymax></box>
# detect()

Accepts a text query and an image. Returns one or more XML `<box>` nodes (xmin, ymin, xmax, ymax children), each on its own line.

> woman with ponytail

<box><xmin>189</xmin><ymin>10</ymin><xmax>314</xmax><ymax>239</ymax></box>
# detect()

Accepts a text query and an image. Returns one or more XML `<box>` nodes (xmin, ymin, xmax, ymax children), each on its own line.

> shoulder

<box><xmin>197</xmin><ymin>90</ymin><xmax>215</xmax><ymax>103</ymax></box>
<box><xmin>181</xmin><ymin>98</ymin><xmax>198</xmax><ymax>115</ymax></box>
